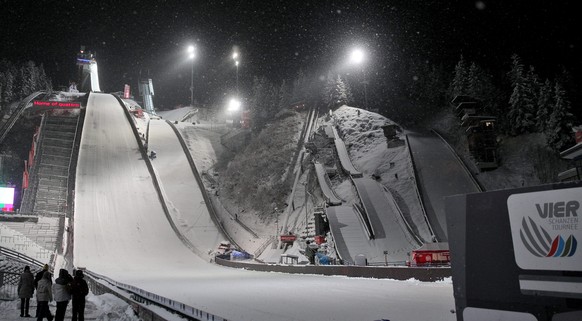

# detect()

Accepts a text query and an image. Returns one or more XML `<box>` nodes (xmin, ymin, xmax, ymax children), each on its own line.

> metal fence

<box><xmin>0</xmin><ymin>271</ymin><xmax>20</xmax><ymax>300</ymax></box>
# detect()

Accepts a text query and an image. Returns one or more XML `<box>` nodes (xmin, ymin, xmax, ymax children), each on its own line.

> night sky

<box><xmin>1</xmin><ymin>0</ymin><xmax>580</xmax><ymax>110</ymax></box>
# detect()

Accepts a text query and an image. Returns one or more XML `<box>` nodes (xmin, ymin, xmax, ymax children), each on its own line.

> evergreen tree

<box><xmin>507</xmin><ymin>54</ymin><xmax>536</xmax><ymax>135</ymax></box>
<box><xmin>37</xmin><ymin>64</ymin><xmax>52</xmax><ymax>92</ymax></box>
<box><xmin>321</xmin><ymin>72</ymin><xmax>348</xmax><ymax>109</ymax></box>
<box><xmin>19</xmin><ymin>61</ymin><xmax>37</xmax><ymax>98</ymax></box>
<box><xmin>546</xmin><ymin>82</ymin><xmax>576</xmax><ymax>152</ymax></box>
<box><xmin>536</xmin><ymin>79</ymin><xmax>553</xmax><ymax>132</ymax></box>
<box><xmin>466</xmin><ymin>62</ymin><xmax>500</xmax><ymax>116</ymax></box>
<box><xmin>448</xmin><ymin>55</ymin><xmax>469</xmax><ymax>99</ymax></box>
<box><xmin>249</xmin><ymin>76</ymin><xmax>267</xmax><ymax>133</ymax></box>
<box><xmin>0</xmin><ymin>60</ymin><xmax>16</xmax><ymax>108</ymax></box>
<box><xmin>249</xmin><ymin>76</ymin><xmax>279</xmax><ymax>132</ymax></box>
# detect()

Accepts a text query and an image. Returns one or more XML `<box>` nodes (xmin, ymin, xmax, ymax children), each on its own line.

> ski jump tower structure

<box><xmin>76</xmin><ymin>47</ymin><xmax>101</xmax><ymax>92</ymax></box>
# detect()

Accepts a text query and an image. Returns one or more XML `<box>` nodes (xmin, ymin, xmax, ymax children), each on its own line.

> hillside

<box><xmin>160</xmin><ymin>104</ymin><xmax>573</xmax><ymax>250</ymax></box>
<box><xmin>428</xmin><ymin>108</ymin><xmax>571</xmax><ymax>191</ymax></box>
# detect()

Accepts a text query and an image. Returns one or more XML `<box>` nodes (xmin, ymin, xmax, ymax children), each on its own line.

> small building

<box><xmin>409</xmin><ymin>242</ymin><xmax>450</xmax><ymax>266</ymax></box>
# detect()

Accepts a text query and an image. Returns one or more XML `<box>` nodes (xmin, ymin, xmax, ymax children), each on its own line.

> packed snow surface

<box><xmin>70</xmin><ymin>93</ymin><xmax>455</xmax><ymax>320</ymax></box>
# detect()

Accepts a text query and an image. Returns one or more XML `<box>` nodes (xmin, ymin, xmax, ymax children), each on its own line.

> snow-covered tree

<box><xmin>546</xmin><ymin>82</ymin><xmax>576</xmax><ymax>152</ymax></box>
<box><xmin>507</xmin><ymin>54</ymin><xmax>536</xmax><ymax>135</ymax></box>
<box><xmin>321</xmin><ymin>72</ymin><xmax>349</xmax><ymax>109</ymax></box>
<box><xmin>536</xmin><ymin>79</ymin><xmax>553</xmax><ymax>132</ymax></box>
<box><xmin>448</xmin><ymin>55</ymin><xmax>469</xmax><ymax>99</ymax></box>
<box><xmin>20</xmin><ymin>61</ymin><xmax>38</xmax><ymax>98</ymax></box>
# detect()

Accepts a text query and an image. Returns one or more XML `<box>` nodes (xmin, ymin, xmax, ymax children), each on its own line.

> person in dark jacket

<box><xmin>52</xmin><ymin>269</ymin><xmax>73</xmax><ymax>321</ymax></box>
<box><xmin>70</xmin><ymin>270</ymin><xmax>89</xmax><ymax>321</ymax></box>
<box><xmin>305</xmin><ymin>240</ymin><xmax>316</xmax><ymax>265</ymax></box>
<box><xmin>18</xmin><ymin>266</ymin><xmax>35</xmax><ymax>317</ymax></box>
<box><xmin>34</xmin><ymin>264</ymin><xmax>49</xmax><ymax>289</ymax></box>
<box><xmin>36</xmin><ymin>271</ymin><xmax>53</xmax><ymax>321</ymax></box>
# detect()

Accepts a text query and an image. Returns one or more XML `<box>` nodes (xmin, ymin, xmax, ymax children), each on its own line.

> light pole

<box><xmin>232</xmin><ymin>51</ymin><xmax>240</xmax><ymax>95</ymax></box>
<box><xmin>274</xmin><ymin>207</ymin><xmax>279</xmax><ymax>238</ymax></box>
<box><xmin>187</xmin><ymin>45</ymin><xmax>196</xmax><ymax>107</ymax></box>
<box><xmin>349</xmin><ymin>47</ymin><xmax>368</xmax><ymax>110</ymax></box>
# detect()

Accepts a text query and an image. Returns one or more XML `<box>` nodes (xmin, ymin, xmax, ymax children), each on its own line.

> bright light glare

<box><xmin>227</xmin><ymin>98</ymin><xmax>241</xmax><ymax>112</ymax></box>
<box><xmin>235</xmin><ymin>60</ymin><xmax>239</xmax><ymax>66</ymax></box>
<box><xmin>350</xmin><ymin>48</ymin><xmax>365</xmax><ymax>64</ymax></box>
<box><xmin>187</xmin><ymin>45</ymin><xmax>196</xmax><ymax>59</ymax></box>
<box><xmin>233</xmin><ymin>52</ymin><xmax>238</xmax><ymax>60</ymax></box>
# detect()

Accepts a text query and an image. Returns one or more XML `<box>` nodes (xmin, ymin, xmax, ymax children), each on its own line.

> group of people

<box><xmin>17</xmin><ymin>264</ymin><xmax>89</xmax><ymax>321</ymax></box>
<box><xmin>304</xmin><ymin>240</ymin><xmax>332</xmax><ymax>265</ymax></box>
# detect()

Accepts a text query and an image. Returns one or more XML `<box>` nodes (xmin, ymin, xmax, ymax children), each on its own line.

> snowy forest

<box><xmin>0</xmin><ymin>60</ymin><xmax>52</xmax><ymax>187</ymax></box>
<box><xmin>240</xmin><ymin>52</ymin><xmax>577</xmax><ymax>154</ymax></box>
<box><xmin>0</xmin><ymin>59</ymin><xmax>52</xmax><ymax>113</ymax></box>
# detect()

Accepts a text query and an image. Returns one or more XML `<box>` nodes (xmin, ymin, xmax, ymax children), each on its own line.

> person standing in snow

<box><xmin>53</xmin><ymin>269</ymin><xmax>73</xmax><ymax>321</ymax></box>
<box><xmin>34</xmin><ymin>264</ymin><xmax>51</xmax><ymax>318</ymax></box>
<box><xmin>18</xmin><ymin>265</ymin><xmax>35</xmax><ymax>317</ymax></box>
<box><xmin>70</xmin><ymin>270</ymin><xmax>89</xmax><ymax>321</ymax></box>
<box><xmin>305</xmin><ymin>240</ymin><xmax>318</xmax><ymax>265</ymax></box>
<box><xmin>36</xmin><ymin>271</ymin><xmax>54</xmax><ymax>321</ymax></box>
<box><xmin>34</xmin><ymin>264</ymin><xmax>49</xmax><ymax>289</ymax></box>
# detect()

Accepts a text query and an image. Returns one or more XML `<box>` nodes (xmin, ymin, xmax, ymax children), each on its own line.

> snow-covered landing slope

<box><xmin>73</xmin><ymin>93</ymin><xmax>455</xmax><ymax>321</ymax></box>
<box><xmin>148</xmin><ymin>119</ymin><xmax>225</xmax><ymax>258</ymax></box>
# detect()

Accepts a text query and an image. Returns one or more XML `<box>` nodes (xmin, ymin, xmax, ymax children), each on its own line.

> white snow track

<box><xmin>74</xmin><ymin>93</ymin><xmax>455</xmax><ymax>321</ymax></box>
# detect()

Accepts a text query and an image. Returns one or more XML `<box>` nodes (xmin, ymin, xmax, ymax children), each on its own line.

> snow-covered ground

<box><xmin>0</xmin><ymin>292</ymin><xmax>142</xmax><ymax>321</ymax></box>
<box><xmin>70</xmin><ymin>94</ymin><xmax>457</xmax><ymax>320</ymax></box>
<box><xmin>2</xmin><ymin>101</ymin><xmax>457</xmax><ymax>320</ymax></box>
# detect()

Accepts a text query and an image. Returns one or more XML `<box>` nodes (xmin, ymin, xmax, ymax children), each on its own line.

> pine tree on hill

<box><xmin>449</xmin><ymin>55</ymin><xmax>469</xmax><ymax>99</ymax></box>
<box><xmin>536</xmin><ymin>79</ymin><xmax>553</xmax><ymax>132</ymax></box>
<box><xmin>322</xmin><ymin>72</ymin><xmax>349</xmax><ymax>109</ymax></box>
<box><xmin>507</xmin><ymin>54</ymin><xmax>537</xmax><ymax>135</ymax></box>
<box><xmin>546</xmin><ymin>82</ymin><xmax>576</xmax><ymax>152</ymax></box>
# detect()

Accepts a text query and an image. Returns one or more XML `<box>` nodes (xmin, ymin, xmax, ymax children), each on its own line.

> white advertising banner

<box><xmin>507</xmin><ymin>187</ymin><xmax>581</xmax><ymax>271</ymax></box>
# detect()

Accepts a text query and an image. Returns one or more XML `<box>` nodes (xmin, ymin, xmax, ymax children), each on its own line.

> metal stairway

<box><xmin>28</xmin><ymin>115</ymin><xmax>79</xmax><ymax>216</ymax></box>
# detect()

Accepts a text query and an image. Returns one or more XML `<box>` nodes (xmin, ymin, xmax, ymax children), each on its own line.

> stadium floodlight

<box><xmin>350</xmin><ymin>48</ymin><xmax>365</xmax><ymax>65</ymax></box>
<box><xmin>187</xmin><ymin>45</ymin><xmax>196</xmax><ymax>106</ymax></box>
<box><xmin>227</xmin><ymin>98</ymin><xmax>241</xmax><ymax>112</ymax></box>
<box><xmin>233</xmin><ymin>51</ymin><xmax>240</xmax><ymax>94</ymax></box>
<box><xmin>348</xmin><ymin>47</ymin><xmax>368</xmax><ymax>109</ymax></box>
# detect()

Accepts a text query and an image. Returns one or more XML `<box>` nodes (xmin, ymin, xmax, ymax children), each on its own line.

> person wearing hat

<box><xmin>18</xmin><ymin>266</ymin><xmax>35</xmax><ymax>317</ymax></box>
<box><xmin>70</xmin><ymin>270</ymin><xmax>89</xmax><ymax>321</ymax></box>
<box><xmin>34</xmin><ymin>264</ymin><xmax>49</xmax><ymax>289</ymax></box>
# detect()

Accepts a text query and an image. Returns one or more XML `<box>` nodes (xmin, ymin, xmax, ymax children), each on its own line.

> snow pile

<box><xmin>87</xmin><ymin>293</ymin><xmax>142</xmax><ymax>321</ymax></box>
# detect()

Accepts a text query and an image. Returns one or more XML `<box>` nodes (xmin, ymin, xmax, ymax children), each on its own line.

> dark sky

<box><xmin>1</xmin><ymin>0</ymin><xmax>580</xmax><ymax>109</ymax></box>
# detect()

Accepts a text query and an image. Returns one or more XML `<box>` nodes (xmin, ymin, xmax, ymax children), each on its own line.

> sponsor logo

<box><xmin>507</xmin><ymin>188</ymin><xmax>581</xmax><ymax>271</ymax></box>
<box><xmin>520</xmin><ymin>217</ymin><xmax>577</xmax><ymax>257</ymax></box>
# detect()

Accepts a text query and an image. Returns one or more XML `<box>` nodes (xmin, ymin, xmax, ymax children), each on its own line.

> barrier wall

<box><xmin>215</xmin><ymin>256</ymin><xmax>450</xmax><ymax>282</ymax></box>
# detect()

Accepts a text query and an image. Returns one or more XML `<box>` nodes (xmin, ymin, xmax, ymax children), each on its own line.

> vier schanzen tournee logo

<box><xmin>507</xmin><ymin>188</ymin><xmax>581</xmax><ymax>272</ymax></box>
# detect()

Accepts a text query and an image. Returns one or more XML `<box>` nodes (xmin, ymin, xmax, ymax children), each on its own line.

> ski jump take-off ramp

<box><xmin>315</xmin><ymin>124</ymin><xmax>421</xmax><ymax>265</ymax></box>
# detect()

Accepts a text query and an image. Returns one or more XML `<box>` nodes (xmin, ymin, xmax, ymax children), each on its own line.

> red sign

<box><xmin>33</xmin><ymin>101</ymin><xmax>81</xmax><ymax>108</ymax></box>
<box><xmin>124</xmin><ymin>84</ymin><xmax>130</xmax><ymax>99</ymax></box>
<box><xmin>279</xmin><ymin>234</ymin><xmax>297</xmax><ymax>243</ymax></box>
